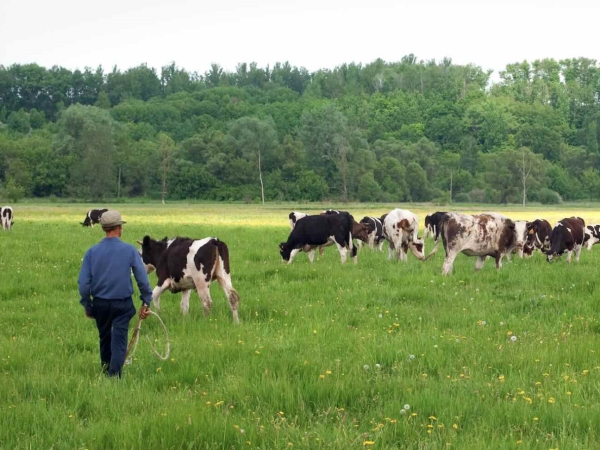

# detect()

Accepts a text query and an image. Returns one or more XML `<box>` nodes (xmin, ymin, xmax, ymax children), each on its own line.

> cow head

<box><xmin>279</xmin><ymin>242</ymin><xmax>291</xmax><ymax>262</ymax></box>
<box><xmin>545</xmin><ymin>225</ymin><xmax>571</xmax><ymax>262</ymax></box>
<box><xmin>407</xmin><ymin>237</ymin><xmax>427</xmax><ymax>260</ymax></box>
<box><xmin>81</xmin><ymin>216</ymin><xmax>91</xmax><ymax>227</ymax></box>
<box><xmin>138</xmin><ymin>235</ymin><xmax>168</xmax><ymax>272</ymax></box>
<box><xmin>352</xmin><ymin>221</ymin><xmax>370</xmax><ymax>242</ymax></box>
<box><xmin>514</xmin><ymin>221</ymin><xmax>528</xmax><ymax>250</ymax></box>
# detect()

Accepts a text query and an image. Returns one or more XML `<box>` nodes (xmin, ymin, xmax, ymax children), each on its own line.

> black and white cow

<box><xmin>524</xmin><ymin>219</ymin><xmax>552</xmax><ymax>257</ymax></box>
<box><xmin>424</xmin><ymin>211</ymin><xmax>448</xmax><ymax>242</ymax></box>
<box><xmin>430</xmin><ymin>212</ymin><xmax>517</xmax><ymax>275</ymax></box>
<box><xmin>321</xmin><ymin>210</ymin><xmax>369</xmax><ymax>254</ymax></box>
<box><xmin>81</xmin><ymin>209</ymin><xmax>108</xmax><ymax>227</ymax></box>
<box><xmin>289</xmin><ymin>212</ymin><xmax>309</xmax><ymax>230</ymax></box>
<box><xmin>585</xmin><ymin>224</ymin><xmax>600</xmax><ymax>250</ymax></box>
<box><xmin>1</xmin><ymin>206</ymin><xmax>13</xmax><ymax>231</ymax></box>
<box><xmin>545</xmin><ymin>217</ymin><xmax>586</xmax><ymax>263</ymax></box>
<box><xmin>280</xmin><ymin>213</ymin><xmax>358</xmax><ymax>264</ymax></box>
<box><xmin>138</xmin><ymin>236</ymin><xmax>240</xmax><ymax>323</ymax></box>
<box><xmin>383</xmin><ymin>209</ymin><xmax>426</xmax><ymax>261</ymax></box>
<box><xmin>359</xmin><ymin>216</ymin><xmax>385</xmax><ymax>251</ymax></box>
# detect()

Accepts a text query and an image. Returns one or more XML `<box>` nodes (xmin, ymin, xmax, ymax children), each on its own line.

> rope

<box><xmin>125</xmin><ymin>311</ymin><xmax>170</xmax><ymax>366</ymax></box>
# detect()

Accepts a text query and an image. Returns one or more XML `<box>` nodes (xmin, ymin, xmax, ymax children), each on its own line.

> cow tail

<box><xmin>424</xmin><ymin>218</ymin><xmax>447</xmax><ymax>260</ymax></box>
<box><xmin>214</xmin><ymin>239</ymin><xmax>231</xmax><ymax>274</ymax></box>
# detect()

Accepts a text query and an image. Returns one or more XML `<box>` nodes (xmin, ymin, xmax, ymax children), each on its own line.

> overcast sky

<box><xmin>1</xmin><ymin>0</ymin><xmax>598</xmax><ymax>81</ymax></box>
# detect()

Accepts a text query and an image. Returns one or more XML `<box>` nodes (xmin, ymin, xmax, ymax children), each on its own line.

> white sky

<box><xmin>1</xmin><ymin>0</ymin><xmax>599</xmax><ymax>82</ymax></box>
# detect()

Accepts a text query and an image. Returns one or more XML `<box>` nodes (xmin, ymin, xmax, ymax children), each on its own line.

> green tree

<box><xmin>226</xmin><ymin>117</ymin><xmax>278</xmax><ymax>204</ymax></box>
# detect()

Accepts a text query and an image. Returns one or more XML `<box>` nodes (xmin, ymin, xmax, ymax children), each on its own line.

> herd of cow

<box><xmin>3</xmin><ymin>206</ymin><xmax>599</xmax><ymax>323</ymax></box>
<box><xmin>284</xmin><ymin>209</ymin><xmax>600</xmax><ymax>275</ymax></box>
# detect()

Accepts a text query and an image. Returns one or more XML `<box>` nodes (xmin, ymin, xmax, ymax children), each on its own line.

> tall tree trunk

<box><xmin>117</xmin><ymin>165</ymin><xmax>121</xmax><ymax>198</ymax></box>
<box><xmin>258</xmin><ymin>150</ymin><xmax>265</xmax><ymax>205</ymax></box>
<box><xmin>161</xmin><ymin>167</ymin><xmax>167</xmax><ymax>205</ymax></box>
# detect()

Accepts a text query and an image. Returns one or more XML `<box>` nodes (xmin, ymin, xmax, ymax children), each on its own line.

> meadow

<box><xmin>2</xmin><ymin>203</ymin><xmax>600</xmax><ymax>450</ymax></box>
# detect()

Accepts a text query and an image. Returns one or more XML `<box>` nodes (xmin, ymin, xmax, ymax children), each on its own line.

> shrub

<box><xmin>454</xmin><ymin>192</ymin><xmax>470</xmax><ymax>203</ymax></box>
<box><xmin>537</xmin><ymin>188</ymin><xmax>562</xmax><ymax>205</ymax></box>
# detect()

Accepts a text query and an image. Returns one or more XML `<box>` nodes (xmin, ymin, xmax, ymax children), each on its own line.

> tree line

<box><xmin>1</xmin><ymin>57</ymin><xmax>600</xmax><ymax>204</ymax></box>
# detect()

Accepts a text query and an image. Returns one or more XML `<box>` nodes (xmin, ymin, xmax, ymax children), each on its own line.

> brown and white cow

<box><xmin>545</xmin><ymin>217</ymin><xmax>586</xmax><ymax>263</ymax></box>
<box><xmin>383</xmin><ymin>209</ymin><xmax>426</xmax><ymax>261</ymax></box>
<box><xmin>524</xmin><ymin>219</ymin><xmax>552</xmax><ymax>257</ymax></box>
<box><xmin>585</xmin><ymin>224</ymin><xmax>600</xmax><ymax>250</ymax></box>
<box><xmin>511</xmin><ymin>220</ymin><xmax>529</xmax><ymax>259</ymax></box>
<box><xmin>289</xmin><ymin>212</ymin><xmax>309</xmax><ymax>230</ymax></box>
<box><xmin>431</xmin><ymin>212</ymin><xmax>517</xmax><ymax>275</ymax></box>
<box><xmin>1</xmin><ymin>206</ymin><xmax>14</xmax><ymax>231</ymax></box>
<box><xmin>138</xmin><ymin>236</ymin><xmax>240</xmax><ymax>323</ymax></box>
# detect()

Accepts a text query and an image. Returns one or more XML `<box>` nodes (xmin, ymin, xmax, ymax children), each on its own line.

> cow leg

<box><xmin>377</xmin><ymin>240</ymin><xmax>384</xmax><ymax>252</ymax></box>
<box><xmin>214</xmin><ymin>267</ymin><xmax>241</xmax><ymax>325</ymax></box>
<box><xmin>151</xmin><ymin>280</ymin><xmax>172</xmax><ymax>311</ymax></box>
<box><xmin>333</xmin><ymin>240</ymin><xmax>348</xmax><ymax>264</ymax></box>
<box><xmin>307</xmin><ymin>249</ymin><xmax>315</xmax><ymax>263</ymax></box>
<box><xmin>288</xmin><ymin>248</ymin><xmax>301</xmax><ymax>265</ymax></box>
<box><xmin>475</xmin><ymin>256</ymin><xmax>486</xmax><ymax>271</ymax></box>
<box><xmin>575</xmin><ymin>245</ymin><xmax>582</xmax><ymax>262</ymax></box>
<box><xmin>494</xmin><ymin>253</ymin><xmax>502</xmax><ymax>269</ymax></box>
<box><xmin>193</xmin><ymin>277</ymin><xmax>213</xmax><ymax>316</ymax></box>
<box><xmin>352</xmin><ymin>245</ymin><xmax>358</xmax><ymax>264</ymax></box>
<box><xmin>387</xmin><ymin>242</ymin><xmax>395</xmax><ymax>260</ymax></box>
<box><xmin>442</xmin><ymin>252</ymin><xmax>458</xmax><ymax>275</ymax></box>
<box><xmin>180</xmin><ymin>290</ymin><xmax>191</xmax><ymax>314</ymax></box>
<box><xmin>318</xmin><ymin>246</ymin><xmax>324</xmax><ymax>256</ymax></box>
<box><xmin>566</xmin><ymin>250</ymin><xmax>573</xmax><ymax>263</ymax></box>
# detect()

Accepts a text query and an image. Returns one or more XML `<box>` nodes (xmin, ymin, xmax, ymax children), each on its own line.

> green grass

<box><xmin>2</xmin><ymin>203</ymin><xmax>600</xmax><ymax>449</ymax></box>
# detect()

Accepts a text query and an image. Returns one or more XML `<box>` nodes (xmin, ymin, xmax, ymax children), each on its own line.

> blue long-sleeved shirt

<box><xmin>78</xmin><ymin>237</ymin><xmax>153</xmax><ymax>310</ymax></box>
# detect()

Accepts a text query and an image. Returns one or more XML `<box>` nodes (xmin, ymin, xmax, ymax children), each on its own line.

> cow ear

<box><xmin>143</xmin><ymin>235</ymin><xmax>151</xmax><ymax>246</ymax></box>
<box><xmin>137</xmin><ymin>240</ymin><xmax>143</xmax><ymax>246</ymax></box>
<box><xmin>162</xmin><ymin>236</ymin><xmax>168</xmax><ymax>242</ymax></box>
<box><xmin>279</xmin><ymin>243</ymin><xmax>284</xmax><ymax>250</ymax></box>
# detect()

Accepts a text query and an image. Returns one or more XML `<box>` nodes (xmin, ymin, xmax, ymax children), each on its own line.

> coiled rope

<box><xmin>125</xmin><ymin>311</ymin><xmax>170</xmax><ymax>365</ymax></box>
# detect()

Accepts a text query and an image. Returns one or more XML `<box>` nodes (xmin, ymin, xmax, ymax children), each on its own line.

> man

<box><xmin>78</xmin><ymin>210</ymin><xmax>153</xmax><ymax>378</ymax></box>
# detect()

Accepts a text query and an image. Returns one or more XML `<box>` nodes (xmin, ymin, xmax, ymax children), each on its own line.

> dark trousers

<box><xmin>91</xmin><ymin>298</ymin><xmax>136</xmax><ymax>378</ymax></box>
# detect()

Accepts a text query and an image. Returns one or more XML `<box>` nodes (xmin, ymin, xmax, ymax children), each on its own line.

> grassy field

<box><xmin>2</xmin><ymin>203</ymin><xmax>600</xmax><ymax>449</ymax></box>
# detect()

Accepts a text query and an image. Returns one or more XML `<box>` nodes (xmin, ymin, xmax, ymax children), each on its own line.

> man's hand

<box><xmin>139</xmin><ymin>305</ymin><xmax>151</xmax><ymax>320</ymax></box>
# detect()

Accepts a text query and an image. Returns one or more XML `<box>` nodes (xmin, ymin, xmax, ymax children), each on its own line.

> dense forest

<box><xmin>1</xmin><ymin>57</ymin><xmax>600</xmax><ymax>204</ymax></box>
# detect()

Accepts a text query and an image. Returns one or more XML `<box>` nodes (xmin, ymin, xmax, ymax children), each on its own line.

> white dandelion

<box><xmin>510</xmin><ymin>336</ymin><xmax>517</xmax><ymax>342</ymax></box>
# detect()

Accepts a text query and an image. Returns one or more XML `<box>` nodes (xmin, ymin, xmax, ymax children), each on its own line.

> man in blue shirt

<box><xmin>78</xmin><ymin>210</ymin><xmax>153</xmax><ymax>378</ymax></box>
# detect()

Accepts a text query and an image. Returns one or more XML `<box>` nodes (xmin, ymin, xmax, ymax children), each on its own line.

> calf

<box><xmin>524</xmin><ymin>219</ymin><xmax>552</xmax><ymax>257</ymax></box>
<box><xmin>1</xmin><ymin>206</ymin><xmax>13</xmax><ymax>231</ymax></box>
<box><xmin>139</xmin><ymin>236</ymin><xmax>240</xmax><ymax>323</ymax></box>
<box><xmin>289</xmin><ymin>211</ymin><xmax>309</xmax><ymax>230</ymax></box>
<box><xmin>81</xmin><ymin>209</ymin><xmax>108</xmax><ymax>227</ymax></box>
<box><xmin>383</xmin><ymin>209</ymin><xmax>426</xmax><ymax>261</ymax></box>
<box><xmin>432</xmin><ymin>212</ymin><xmax>517</xmax><ymax>275</ymax></box>
<box><xmin>545</xmin><ymin>217</ymin><xmax>586</xmax><ymax>263</ymax></box>
<box><xmin>585</xmin><ymin>224</ymin><xmax>600</xmax><ymax>250</ymax></box>
<box><xmin>280</xmin><ymin>214</ymin><xmax>357</xmax><ymax>264</ymax></box>
<box><xmin>424</xmin><ymin>212</ymin><xmax>448</xmax><ymax>241</ymax></box>
<box><xmin>359</xmin><ymin>216</ymin><xmax>385</xmax><ymax>251</ymax></box>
